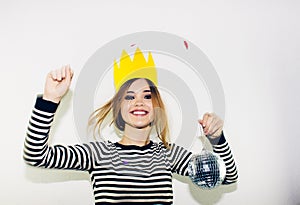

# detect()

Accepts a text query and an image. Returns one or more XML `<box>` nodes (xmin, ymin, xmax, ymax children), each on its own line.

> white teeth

<box><xmin>132</xmin><ymin>111</ymin><xmax>146</xmax><ymax>115</ymax></box>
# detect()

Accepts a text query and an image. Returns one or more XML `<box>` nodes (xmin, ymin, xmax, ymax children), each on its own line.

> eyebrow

<box><xmin>126</xmin><ymin>89</ymin><xmax>151</xmax><ymax>94</ymax></box>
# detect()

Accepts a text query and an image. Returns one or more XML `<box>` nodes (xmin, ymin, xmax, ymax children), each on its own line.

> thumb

<box><xmin>64</xmin><ymin>65</ymin><xmax>73</xmax><ymax>85</ymax></box>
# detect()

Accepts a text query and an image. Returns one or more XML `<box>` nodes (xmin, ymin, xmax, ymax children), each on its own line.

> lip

<box><xmin>130</xmin><ymin>109</ymin><xmax>149</xmax><ymax>116</ymax></box>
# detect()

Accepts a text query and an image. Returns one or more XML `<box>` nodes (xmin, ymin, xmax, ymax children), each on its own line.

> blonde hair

<box><xmin>88</xmin><ymin>78</ymin><xmax>170</xmax><ymax>148</ymax></box>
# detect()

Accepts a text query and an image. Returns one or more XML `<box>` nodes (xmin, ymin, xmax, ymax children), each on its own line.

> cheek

<box><xmin>148</xmin><ymin>104</ymin><xmax>155</xmax><ymax>120</ymax></box>
<box><xmin>146</xmin><ymin>101</ymin><xmax>153</xmax><ymax>110</ymax></box>
<box><xmin>120</xmin><ymin>103</ymin><xmax>129</xmax><ymax>118</ymax></box>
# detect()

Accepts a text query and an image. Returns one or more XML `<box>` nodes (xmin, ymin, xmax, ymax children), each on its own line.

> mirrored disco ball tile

<box><xmin>188</xmin><ymin>149</ymin><xmax>224</xmax><ymax>189</ymax></box>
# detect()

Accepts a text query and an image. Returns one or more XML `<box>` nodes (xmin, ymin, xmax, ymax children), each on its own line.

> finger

<box><xmin>65</xmin><ymin>65</ymin><xmax>72</xmax><ymax>83</ymax></box>
<box><xmin>206</xmin><ymin>117</ymin><xmax>219</xmax><ymax>136</ymax></box>
<box><xmin>61</xmin><ymin>65</ymin><xmax>66</xmax><ymax>79</ymax></box>
<box><xmin>202</xmin><ymin>113</ymin><xmax>214</xmax><ymax>131</ymax></box>
<box><xmin>51</xmin><ymin>70</ymin><xmax>57</xmax><ymax>80</ymax></box>
<box><xmin>56</xmin><ymin>68</ymin><xmax>62</xmax><ymax>81</ymax></box>
<box><xmin>69</xmin><ymin>65</ymin><xmax>74</xmax><ymax>79</ymax></box>
<box><xmin>204</xmin><ymin>115</ymin><xmax>214</xmax><ymax>134</ymax></box>
<box><xmin>209</xmin><ymin>117</ymin><xmax>224</xmax><ymax>137</ymax></box>
<box><xmin>201</xmin><ymin>113</ymin><xmax>210</xmax><ymax>128</ymax></box>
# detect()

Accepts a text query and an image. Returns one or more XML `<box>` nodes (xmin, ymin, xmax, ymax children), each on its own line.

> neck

<box><xmin>119</xmin><ymin>125</ymin><xmax>151</xmax><ymax>146</ymax></box>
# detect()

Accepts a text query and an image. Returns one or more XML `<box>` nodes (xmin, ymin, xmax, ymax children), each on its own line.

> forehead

<box><xmin>127</xmin><ymin>79</ymin><xmax>150</xmax><ymax>93</ymax></box>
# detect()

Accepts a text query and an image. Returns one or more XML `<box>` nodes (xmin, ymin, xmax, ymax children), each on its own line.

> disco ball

<box><xmin>188</xmin><ymin>149</ymin><xmax>226</xmax><ymax>189</ymax></box>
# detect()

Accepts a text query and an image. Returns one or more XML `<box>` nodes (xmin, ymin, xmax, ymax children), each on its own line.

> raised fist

<box><xmin>43</xmin><ymin>65</ymin><xmax>73</xmax><ymax>103</ymax></box>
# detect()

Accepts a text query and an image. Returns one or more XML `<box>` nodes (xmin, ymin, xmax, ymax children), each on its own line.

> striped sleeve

<box><xmin>208</xmin><ymin>132</ymin><xmax>238</xmax><ymax>184</ymax></box>
<box><xmin>167</xmin><ymin>144</ymin><xmax>193</xmax><ymax>176</ymax></box>
<box><xmin>23</xmin><ymin>96</ymin><xmax>93</xmax><ymax>171</ymax></box>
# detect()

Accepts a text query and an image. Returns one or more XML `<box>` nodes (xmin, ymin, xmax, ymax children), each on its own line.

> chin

<box><xmin>133</xmin><ymin>122</ymin><xmax>151</xmax><ymax>129</ymax></box>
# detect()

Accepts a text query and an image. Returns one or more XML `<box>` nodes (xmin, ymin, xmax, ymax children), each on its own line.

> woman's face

<box><xmin>120</xmin><ymin>78</ymin><xmax>154</xmax><ymax>129</ymax></box>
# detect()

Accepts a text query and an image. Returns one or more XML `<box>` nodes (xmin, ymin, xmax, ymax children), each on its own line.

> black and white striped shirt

<box><xmin>23</xmin><ymin>97</ymin><xmax>238</xmax><ymax>204</ymax></box>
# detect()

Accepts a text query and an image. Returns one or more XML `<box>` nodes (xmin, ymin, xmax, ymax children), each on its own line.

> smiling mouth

<box><xmin>130</xmin><ymin>110</ymin><xmax>149</xmax><ymax>116</ymax></box>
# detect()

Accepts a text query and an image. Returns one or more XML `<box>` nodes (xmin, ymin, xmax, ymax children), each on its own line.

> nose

<box><xmin>134</xmin><ymin>96</ymin><xmax>144</xmax><ymax>106</ymax></box>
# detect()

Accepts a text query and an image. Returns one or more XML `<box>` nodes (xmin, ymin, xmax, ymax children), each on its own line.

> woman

<box><xmin>24</xmin><ymin>53</ymin><xmax>238</xmax><ymax>204</ymax></box>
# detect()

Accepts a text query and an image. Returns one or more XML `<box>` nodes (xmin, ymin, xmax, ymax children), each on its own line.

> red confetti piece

<box><xmin>130</xmin><ymin>44</ymin><xmax>136</xmax><ymax>47</ymax></box>
<box><xmin>184</xmin><ymin>40</ymin><xmax>189</xmax><ymax>49</ymax></box>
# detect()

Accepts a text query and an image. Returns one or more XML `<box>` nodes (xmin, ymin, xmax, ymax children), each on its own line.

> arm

<box><xmin>23</xmin><ymin>96</ymin><xmax>93</xmax><ymax>170</ymax></box>
<box><xmin>167</xmin><ymin>144</ymin><xmax>192</xmax><ymax>176</ymax></box>
<box><xmin>23</xmin><ymin>66</ymin><xmax>93</xmax><ymax>171</ymax></box>
<box><xmin>199</xmin><ymin>113</ymin><xmax>238</xmax><ymax>184</ymax></box>
<box><xmin>166</xmin><ymin>136</ymin><xmax>238</xmax><ymax>184</ymax></box>
<box><xmin>207</xmin><ymin>132</ymin><xmax>238</xmax><ymax>184</ymax></box>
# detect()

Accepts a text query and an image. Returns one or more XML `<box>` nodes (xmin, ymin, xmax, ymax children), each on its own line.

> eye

<box><xmin>144</xmin><ymin>94</ymin><xmax>152</xmax><ymax>99</ymax></box>
<box><xmin>124</xmin><ymin>95</ymin><xmax>134</xmax><ymax>100</ymax></box>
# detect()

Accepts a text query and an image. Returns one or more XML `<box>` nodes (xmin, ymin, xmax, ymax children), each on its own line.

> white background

<box><xmin>1</xmin><ymin>0</ymin><xmax>299</xmax><ymax>204</ymax></box>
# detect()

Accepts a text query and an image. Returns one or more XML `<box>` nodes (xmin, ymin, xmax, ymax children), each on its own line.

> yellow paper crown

<box><xmin>113</xmin><ymin>48</ymin><xmax>157</xmax><ymax>91</ymax></box>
